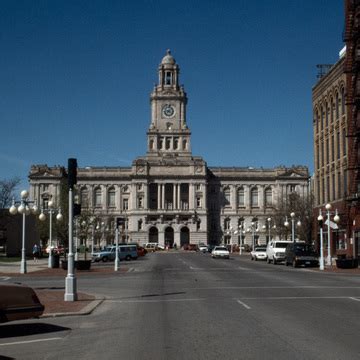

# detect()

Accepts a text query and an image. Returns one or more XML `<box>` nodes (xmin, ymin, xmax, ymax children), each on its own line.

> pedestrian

<box><xmin>32</xmin><ymin>243</ymin><xmax>40</xmax><ymax>263</ymax></box>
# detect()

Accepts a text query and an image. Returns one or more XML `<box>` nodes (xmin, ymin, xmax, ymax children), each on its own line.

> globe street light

<box><xmin>324</xmin><ymin>203</ymin><xmax>340</xmax><ymax>266</ymax></box>
<box><xmin>317</xmin><ymin>210</ymin><xmax>325</xmax><ymax>271</ymax></box>
<box><xmin>9</xmin><ymin>190</ymin><xmax>38</xmax><ymax>274</ymax></box>
<box><xmin>39</xmin><ymin>200</ymin><xmax>63</xmax><ymax>268</ymax></box>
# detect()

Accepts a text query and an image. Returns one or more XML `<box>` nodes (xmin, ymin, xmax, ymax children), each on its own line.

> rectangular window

<box><xmin>238</xmin><ymin>189</ymin><xmax>245</xmax><ymax>207</ymax></box>
<box><xmin>342</xmin><ymin>128</ymin><xmax>347</xmax><ymax>156</ymax></box>
<box><xmin>322</xmin><ymin>178</ymin><xmax>325</xmax><ymax>204</ymax></box>
<box><xmin>108</xmin><ymin>192</ymin><xmax>115</xmax><ymax>207</ymax></box>
<box><xmin>337</xmin><ymin>131</ymin><xmax>340</xmax><ymax>160</ymax></box>
<box><xmin>344</xmin><ymin>171</ymin><xmax>347</xmax><ymax>196</ymax></box>
<box><xmin>138</xmin><ymin>197</ymin><xmax>143</xmax><ymax>209</ymax></box>
<box><xmin>326</xmin><ymin>176</ymin><xmax>330</xmax><ymax>203</ymax></box>
<box><xmin>123</xmin><ymin>198</ymin><xmax>129</xmax><ymax>210</ymax></box>
<box><xmin>251</xmin><ymin>190</ymin><xmax>258</xmax><ymax>207</ymax></box>
<box><xmin>332</xmin><ymin>174</ymin><xmax>335</xmax><ymax>201</ymax></box>
<box><xmin>196</xmin><ymin>197</ymin><xmax>201</xmax><ymax>208</ymax></box>
<box><xmin>321</xmin><ymin>141</ymin><xmax>324</xmax><ymax>167</ymax></box>
<box><xmin>331</xmin><ymin>135</ymin><xmax>334</xmax><ymax>162</ymax></box>
<box><xmin>338</xmin><ymin>172</ymin><xmax>341</xmax><ymax>199</ymax></box>
<box><xmin>95</xmin><ymin>191</ymin><xmax>102</xmax><ymax>207</ymax></box>
<box><xmin>316</xmin><ymin>143</ymin><xmax>320</xmax><ymax>170</ymax></box>
<box><xmin>326</xmin><ymin>138</ymin><xmax>329</xmax><ymax>164</ymax></box>
<box><xmin>317</xmin><ymin>180</ymin><xmax>321</xmax><ymax>205</ymax></box>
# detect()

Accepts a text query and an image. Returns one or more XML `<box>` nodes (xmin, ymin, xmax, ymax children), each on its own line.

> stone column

<box><xmin>189</xmin><ymin>183</ymin><xmax>194</xmax><ymax>209</ymax></box>
<box><xmin>177</xmin><ymin>184</ymin><xmax>181</xmax><ymax>210</ymax></box>
<box><xmin>162</xmin><ymin>184</ymin><xmax>165</xmax><ymax>209</ymax></box>
<box><xmin>157</xmin><ymin>183</ymin><xmax>161</xmax><ymax>210</ymax></box>
<box><xmin>173</xmin><ymin>184</ymin><xmax>177</xmax><ymax>210</ymax></box>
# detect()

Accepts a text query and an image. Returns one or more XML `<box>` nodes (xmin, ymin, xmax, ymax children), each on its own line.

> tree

<box><xmin>0</xmin><ymin>177</ymin><xmax>20</xmax><ymax>208</ymax></box>
<box><xmin>273</xmin><ymin>192</ymin><xmax>314</xmax><ymax>243</ymax></box>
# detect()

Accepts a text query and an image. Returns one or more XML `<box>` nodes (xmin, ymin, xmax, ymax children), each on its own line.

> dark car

<box><xmin>284</xmin><ymin>243</ymin><xmax>319</xmax><ymax>268</ymax></box>
<box><xmin>0</xmin><ymin>284</ymin><xmax>44</xmax><ymax>323</ymax></box>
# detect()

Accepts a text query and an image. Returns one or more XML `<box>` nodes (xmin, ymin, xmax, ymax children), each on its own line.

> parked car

<box><xmin>266</xmin><ymin>240</ymin><xmax>292</xmax><ymax>264</ymax></box>
<box><xmin>137</xmin><ymin>246</ymin><xmax>147</xmax><ymax>257</ymax></box>
<box><xmin>284</xmin><ymin>243</ymin><xmax>319</xmax><ymax>268</ymax></box>
<box><xmin>211</xmin><ymin>246</ymin><xmax>230</xmax><ymax>259</ymax></box>
<box><xmin>199</xmin><ymin>244</ymin><xmax>208</xmax><ymax>253</ymax></box>
<box><xmin>145</xmin><ymin>243</ymin><xmax>162</xmax><ymax>252</ymax></box>
<box><xmin>0</xmin><ymin>284</ymin><xmax>44</xmax><ymax>323</ymax></box>
<box><xmin>92</xmin><ymin>245</ymin><xmax>138</xmax><ymax>262</ymax></box>
<box><xmin>250</xmin><ymin>246</ymin><xmax>267</xmax><ymax>261</ymax></box>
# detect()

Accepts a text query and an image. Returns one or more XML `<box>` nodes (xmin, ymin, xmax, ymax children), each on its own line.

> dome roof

<box><xmin>161</xmin><ymin>49</ymin><xmax>176</xmax><ymax>65</ymax></box>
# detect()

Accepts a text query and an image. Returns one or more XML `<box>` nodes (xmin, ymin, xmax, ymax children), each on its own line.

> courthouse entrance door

<box><xmin>149</xmin><ymin>227</ymin><xmax>159</xmax><ymax>243</ymax></box>
<box><xmin>180</xmin><ymin>227</ymin><xmax>190</xmax><ymax>247</ymax></box>
<box><xmin>165</xmin><ymin>227</ymin><xmax>174</xmax><ymax>248</ymax></box>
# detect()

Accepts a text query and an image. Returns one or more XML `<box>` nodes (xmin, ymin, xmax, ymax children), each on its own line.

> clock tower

<box><xmin>147</xmin><ymin>50</ymin><xmax>191</xmax><ymax>157</ymax></box>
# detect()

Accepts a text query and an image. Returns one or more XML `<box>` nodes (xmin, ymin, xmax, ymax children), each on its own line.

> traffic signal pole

<box><xmin>65</xmin><ymin>158</ymin><xmax>78</xmax><ymax>301</ymax></box>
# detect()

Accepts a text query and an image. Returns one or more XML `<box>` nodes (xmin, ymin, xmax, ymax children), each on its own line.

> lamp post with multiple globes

<box><xmin>39</xmin><ymin>200</ymin><xmax>63</xmax><ymax>268</ymax></box>
<box><xmin>9</xmin><ymin>190</ymin><xmax>38</xmax><ymax>274</ymax></box>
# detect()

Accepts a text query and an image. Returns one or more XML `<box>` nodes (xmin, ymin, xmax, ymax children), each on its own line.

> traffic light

<box><xmin>73</xmin><ymin>203</ymin><xmax>81</xmax><ymax>217</ymax></box>
<box><xmin>68</xmin><ymin>158</ymin><xmax>77</xmax><ymax>189</ymax></box>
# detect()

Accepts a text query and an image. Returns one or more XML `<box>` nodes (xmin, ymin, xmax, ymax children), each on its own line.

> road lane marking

<box><xmin>0</xmin><ymin>337</ymin><xmax>62</xmax><ymax>347</ymax></box>
<box><xmin>236</xmin><ymin>299</ymin><xmax>251</xmax><ymax>309</ymax></box>
<box><xmin>349</xmin><ymin>297</ymin><xmax>360</xmax><ymax>302</ymax></box>
<box><xmin>0</xmin><ymin>277</ymin><xmax>11</xmax><ymax>281</ymax></box>
<box><xmin>107</xmin><ymin>298</ymin><xmax>206</xmax><ymax>303</ymax></box>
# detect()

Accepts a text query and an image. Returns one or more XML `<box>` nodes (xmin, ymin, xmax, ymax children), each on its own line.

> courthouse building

<box><xmin>29</xmin><ymin>51</ymin><xmax>309</xmax><ymax>248</ymax></box>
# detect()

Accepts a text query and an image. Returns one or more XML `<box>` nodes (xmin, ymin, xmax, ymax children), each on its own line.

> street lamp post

<box><xmin>267</xmin><ymin>218</ymin><xmax>272</xmax><ymax>243</ymax></box>
<box><xmin>39</xmin><ymin>200</ymin><xmax>63</xmax><ymax>268</ymax></box>
<box><xmin>317</xmin><ymin>210</ymin><xmax>325</xmax><ymax>271</ymax></box>
<box><xmin>115</xmin><ymin>225</ymin><xmax>120</xmax><ymax>271</ymax></box>
<box><xmin>9</xmin><ymin>190</ymin><xmax>38</xmax><ymax>274</ymax></box>
<box><xmin>324</xmin><ymin>203</ymin><xmax>340</xmax><ymax>266</ymax></box>
<box><xmin>248</xmin><ymin>222</ymin><xmax>258</xmax><ymax>250</ymax></box>
<box><xmin>290</xmin><ymin>212</ymin><xmax>295</xmax><ymax>243</ymax></box>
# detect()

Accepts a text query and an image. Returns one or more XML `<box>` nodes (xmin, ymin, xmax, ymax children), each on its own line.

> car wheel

<box><xmin>102</xmin><ymin>256</ymin><xmax>108</xmax><ymax>262</ymax></box>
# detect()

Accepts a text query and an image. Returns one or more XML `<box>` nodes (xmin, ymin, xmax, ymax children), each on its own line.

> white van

<box><xmin>266</xmin><ymin>240</ymin><xmax>292</xmax><ymax>264</ymax></box>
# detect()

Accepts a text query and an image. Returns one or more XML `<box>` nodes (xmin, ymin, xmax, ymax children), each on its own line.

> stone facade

<box><xmin>29</xmin><ymin>51</ymin><xmax>309</xmax><ymax>249</ymax></box>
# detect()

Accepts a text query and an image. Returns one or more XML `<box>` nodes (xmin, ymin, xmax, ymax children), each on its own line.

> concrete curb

<box><xmin>40</xmin><ymin>297</ymin><xmax>105</xmax><ymax>318</ymax></box>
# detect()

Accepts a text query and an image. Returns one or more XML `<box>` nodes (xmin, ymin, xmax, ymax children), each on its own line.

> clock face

<box><xmin>162</xmin><ymin>104</ymin><xmax>175</xmax><ymax>118</ymax></box>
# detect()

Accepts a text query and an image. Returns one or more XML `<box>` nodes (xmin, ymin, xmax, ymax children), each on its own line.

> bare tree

<box><xmin>273</xmin><ymin>192</ymin><xmax>314</xmax><ymax>243</ymax></box>
<box><xmin>0</xmin><ymin>177</ymin><xmax>21</xmax><ymax>209</ymax></box>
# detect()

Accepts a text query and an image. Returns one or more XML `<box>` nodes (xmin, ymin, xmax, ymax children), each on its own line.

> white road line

<box><xmin>0</xmin><ymin>337</ymin><xmax>62</xmax><ymax>347</ymax></box>
<box><xmin>190</xmin><ymin>266</ymin><xmax>202</xmax><ymax>270</ymax></box>
<box><xmin>240</xmin><ymin>296</ymin><xmax>359</xmax><ymax>300</ymax></box>
<box><xmin>238</xmin><ymin>266</ymin><xmax>250</xmax><ymax>270</ymax></box>
<box><xmin>349</xmin><ymin>297</ymin><xmax>360</xmax><ymax>302</ymax></box>
<box><xmin>236</xmin><ymin>299</ymin><xmax>251</xmax><ymax>309</ymax></box>
<box><xmin>0</xmin><ymin>277</ymin><xmax>11</xmax><ymax>281</ymax></box>
<box><xmin>107</xmin><ymin>298</ymin><xmax>206</xmax><ymax>303</ymax></box>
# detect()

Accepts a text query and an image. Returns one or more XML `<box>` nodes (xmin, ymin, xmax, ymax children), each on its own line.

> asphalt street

<box><xmin>0</xmin><ymin>252</ymin><xmax>360</xmax><ymax>360</ymax></box>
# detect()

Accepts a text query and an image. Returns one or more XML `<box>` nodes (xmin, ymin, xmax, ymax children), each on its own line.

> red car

<box><xmin>137</xmin><ymin>246</ymin><xmax>147</xmax><ymax>257</ymax></box>
<box><xmin>0</xmin><ymin>284</ymin><xmax>44</xmax><ymax>323</ymax></box>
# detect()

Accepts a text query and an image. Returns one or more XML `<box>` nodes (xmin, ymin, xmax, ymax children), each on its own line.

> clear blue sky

<box><xmin>0</xmin><ymin>0</ymin><xmax>344</xmax><ymax>192</ymax></box>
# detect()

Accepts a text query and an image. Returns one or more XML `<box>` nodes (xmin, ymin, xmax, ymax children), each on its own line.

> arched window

<box><xmin>80</xmin><ymin>187</ymin><xmax>89</xmax><ymax>208</ymax></box>
<box><xmin>224</xmin><ymin>187</ymin><xmax>230</xmax><ymax>206</ymax></box>
<box><xmin>224</xmin><ymin>218</ymin><xmax>231</xmax><ymax>231</ymax></box>
<box><xmin>94</xmin><ymin>187</ymin><xmax>102</xmax><ymax>207</ymax></box>
<box><xmin>265</xmin><ymin>188</ymin><xmax>272</xmax><ymax>207</ymax></box>
<box><xmin>183</xmin><ymin>139</ymin><xmax>187</xmax><ymax>150</ymax></box>
<box><xmin>330</xmin><ymin>98</ymin><xmax>334</xmax><ymax>123</ymax></box>
<box><xmin>341</xmin><ymin>87</ymin><xmax>345</xmax><ymax>115</ymax></box>
<box><xmin>107</xmin><ymin>187</ymin><xmax>115</xmax><ymax>208</ymax></box>
<box><xmin>325</xmin><ymin>101</ymin><xmax>329</xmax><ymax>126</ymax></box>
<box><xmin>237</xmin><ymin>187</ymin><xmax>244</xmax><ymax>207</ymax></box>
<box><xmin>251</xmin><ymin>187</ymin><xmax>258</xmax><ymax>207</ymax></box>
<box><xmin>149</xmin><ymin>139</ymin><xmax>154</xmax><ymax>150</ymax></box>
<box><xmin>335</xmin><ymin>92</ymin><xmax>339</xmax><ymax>119</ymax></box>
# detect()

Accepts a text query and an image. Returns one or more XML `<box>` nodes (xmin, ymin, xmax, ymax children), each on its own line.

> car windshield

<box><xmin>294</xmin><ymin>245</ymin><xmax>317</xmax><ymax>255</ymax></box>
<box><xmin>275</xmin><ymin>243</ymin><xmax>290</xmax><ymax>248</ymax></box>
<box><xmin>255</xmin><ymin>248</ymin><xmax>266</xmax><ymax>252</ymax></box>
<box><xmin>215</xmin><ymin>247</ymin><xmax>227</xmax><ymax>251</ymax></box>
